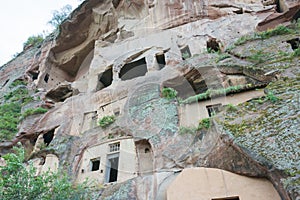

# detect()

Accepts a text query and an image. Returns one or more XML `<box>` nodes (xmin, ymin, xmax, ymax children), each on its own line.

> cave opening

<box><xmin>29</xmin><ymin>71</ymin><xmax>39</xmax><ymax>80</ymax></box>
<box><xmin>43</xmin><ymin>129</ymin><xmax>55</xmax><ymax>146</ymax></box>
<box><xmin>180</xmin><ymin>45</ymin><xmax>192</xmax><ymax>60</ymax></box>
<box><xmin>156</xmin><ymin>53</ymin><xmax>166</xmax><ymax>69</ymax></box>
<box><xmin>97</xmin><ymin>67</ymin><xmax>113</xmax><ymax>91</ymax></box>
<box><xmin>119</xmin><ymin>58</ymin><xmax>148</xmax><ymax>81</ymax></box>
<box><xmin>112</xmin><ymin>0</ymin><xmax>121</xmax><ymax>8</ymax></box>
<box><xmin>293</xmin><ymin>9</ymin><xmax>300</xmax><ymax>21</ymax></box>
<box><xmin>163</xmin><ymin>68</ymin><xmax>208</xmax><ymax>99</ymax></box>
<box><xmin>135</xmin><ymin>140</ymin><xmax>153</xmax><ymax>176</ymax></box>
<box><xmin>287</xmin><ymin>38</ymin><xmax>300</xmax><ymax>50</ymax></box>
<box><xmin>207</xmin><ymin>37</ymin><xmax>221</xmax><ymax>53</ymax></box>
<box><xmin>275</xmin><ymin>0</ymin><xmax>283</xmax><ymax>13</ymax></box>
<box><xmin>44</xmin><ymin>73</ymin><xmax>49</xmax><ymax>83</ymax></box>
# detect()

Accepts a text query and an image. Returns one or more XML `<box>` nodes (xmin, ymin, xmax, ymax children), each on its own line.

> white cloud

<box><xmin>0</xmin><ymin>0</ymin><xmax>82</xmax><ymax>66</ymax></box>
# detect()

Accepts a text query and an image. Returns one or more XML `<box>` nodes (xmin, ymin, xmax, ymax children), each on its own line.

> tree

<box><xmin>0</xmin><ymin>147</ymin><xmax>91</xmax><ymax>200</ymax></box>
<box><xmin>48</xmin><ymin>4</ymin><xmax>72</xmax><ymax>28</ymax></box>
<box><xmin>23</xmin><ymin>34</ymin><xmax>44</xmax><ymax>49</ymax></box>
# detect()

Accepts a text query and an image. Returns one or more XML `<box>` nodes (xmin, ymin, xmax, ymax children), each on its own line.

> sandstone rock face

<box><xmin>167</xmin><ymin>168</ymin><xmax>281</xmax><ymax>200</ymax></box>
<box><xmin>0</xmin><ymin>0</ymin><xmax>299</xmax><ymax>199</ymax></box>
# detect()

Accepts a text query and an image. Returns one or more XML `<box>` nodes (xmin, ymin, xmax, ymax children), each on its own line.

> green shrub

<box><xmin>292</xmin><ymin>48</ymin><xmax>300</xmax><ymax>57</ymax></box>
<box><xmin>248</xmin><ymin>50</ymin><xmax>267</xmax><ymax>64</ymax></box>
<box><xmin>9</xmin><ymin>80</ymin><xmax>26</xmax><ymax>88</ymax></box>
<box><xmin>233</xmin><ymin>24</ymin><xmax>294</xmax><ymax>46</ymax></box>
<box><xmin>4</xmin><ymin>88</ymin><xmax>28</xmax><ymax>102</ymax></box>
<box><xmin>182</xmin><ymin>52</ymin><xmax>190</xmax><ymax>60</ymax></box>
<box><xmin>23</xmin><ymin>35</ymin><xmax>44</xmax><ymax>49</ymax></box>
<box><xmin>216</xmin><ymin>53</ymin><xmax>231</xmax><ymax>62</ymax></box>
<box><xmin>21</xmin><ymin>107</ymin><xmax>48</xmax><ymax>119</ymax></box>
<box><xmin>258</xmin><ymin>25</ymin><xmax>294</xmax><ymax>39</ymax></box>
<box><xmin>266</xmin><ymin>91</ymin><xmax>279</xmax><ymax>103</ymax></box>
<box><xmin>235</xmin><ymin>35</ymin><xmax>255</xmax><ymax>46</ymax></box>
<box><xmin>226</xmin><ymin>104</ymin><xmax>238</xmax><ymax>112</ymax></box>
<box><xmin>0</xmin><ymin>103</ymin><xmax>22</xmax><ymax>141</ymax></box>
<box><xmin>181</xmin><ymin>85</ymin><xmax>247</xmax><ymax>104</ymax></box>
<box><xmin>253</xmin><ymin>97</ymin><xmax>264</xmax><ymax>104</ymax></box>
<box><xmin>0</xmin><ymin>147</ymin><xmax>91</xmax><ymax>200</ymax></box>
<box><xmin>0</xmin><ymin>84</ymin><xmax>34</xmax><ymax>141</ymax></box>
<box><xmin>162</xmin><ymin>87</ymin><xmax>178</xmax><ymax>100</ymax></box>
<box><xmin>98</xmin><ymin>115</ymin><xmax>115</xmax><ymax>128</ymax></box>
<box><xmin>198</xmin><ymin>118</ymin><xmax>211</xmax><ymax>130</ymax></box>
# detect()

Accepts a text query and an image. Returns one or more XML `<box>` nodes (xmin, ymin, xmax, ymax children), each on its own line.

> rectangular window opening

<box><xmin>212</xmin><ymin>196</ymin><xmax>240</xmax><ymax>200</ymax></box>
<box><xmin>180</xmin><ymin>45</ymin><xmax>192</xmax><ymax>60</ymax></box>
<box><xmin>109</xmin><ymin>142</ymin><xmax>120</xmax><ymax>153</ymax></box>
<box><xmin>206</xmin><ymin>103</ymin><xmax>222</xmax><ymax>117</ymax></box>
<box><xmin>44</xmin><ymin>73</ymin><xmax>49</xmax><ymax>83</ymax></box>
<box><xmin>105</xmin><ymin>153</ymin><xmax>119</xmax><ymax>183</ymax></box>
<box><xmin>156</xmin><ymin>53</ymin><xmax>166</xmax><ymax>70</ymax></box>
<box><xmin>91</xmin><ymin>158</ymin><xmax>100</xmax><ymax>171</ymax></box>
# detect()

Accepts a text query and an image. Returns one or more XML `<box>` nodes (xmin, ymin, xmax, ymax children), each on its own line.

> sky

<box><xmin>0</xmin><ymin>0</ymin><xmax>83</xmax><ymax>66</ymax></box>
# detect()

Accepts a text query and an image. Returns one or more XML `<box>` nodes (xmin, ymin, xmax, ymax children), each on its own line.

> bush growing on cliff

<box><xmin>198</xmin><ymin>118</ymin><xmax>211</xmax><ymax>130</ymax></box>
<box><xmin>98</xmin><ymin>115</ymin><xmax>116</xmax><ymax>128</ymax></box>
<box><xmin>232</xmin><ymin>24</ymin><xmax>295</xmax><ymax>47</ymax></box>
<box><xmin>4</xmin><ymin>87</ymin><xmax>29</xmax><ymax>102</ymax></box>
<box><xmin>0</xmin><ymin>147</ymin><xmax>91</xmax><ymax>200</ymax></box>
<box><xmin>162</xmin><ymin>87</ymin><xmax>178</xmax><ymax>100</ymax></box>
<box><xmin>23</xmin><ymin>35</ymin><xmax>44</xmax><ymax>49</ymax></box>
<box><xmin>0</xmin><ymin>103</ymin><xmax>22</xmax><ymax>141</ymax></box>
<box><xmin>266</xmin><ymin>91</ymin><xmax>279</xmax><ymax>103</ymax></box>
<box><xmin>181</xmin><ymin>85</ymin><xmax>250</xmax><ymax>104</ymax></box>
<box><xmin>257</xmin><ymin>25</ymin><xmax>293</xmax><ymax>39</ymax></box>
<box><xmin>292</xmin><ymin>48</ymin><xmax>300</xmax><ymax>57</ymax></box>
<box><xmin>9</xmin><ymin>80</ymin><xmax>26</xmax><ymax>88</ymax></box>
<box><xmin>225</xmin><ymin>104</ymin><xmax>238</xmax><ymax>112</ymax></box>
<box><xmin>0</xmin><ymin>81</ymin><xmax>34</xmax><ymax>141</ymax></box>
<box><xmin>21</xmin><ymin>107</ymin><xmax>48</xmax><ymax>119</ymax></box>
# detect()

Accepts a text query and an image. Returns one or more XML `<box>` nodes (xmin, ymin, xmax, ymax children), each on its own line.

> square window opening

<box><xmin>91</xmin><ymin>158</ymin><xmax>100</xmax><ymax>171</ymax></box>
<box><xmin>180</xmin><ymin>45</ymin><xmax>192</xmax><ymax>60</ymax></box>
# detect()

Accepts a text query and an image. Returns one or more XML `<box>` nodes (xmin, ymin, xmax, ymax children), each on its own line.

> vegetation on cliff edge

<box><xmin>0</xmin><ymin>81</ymin><xmax>35</xmax><ymax>141</ymax></box>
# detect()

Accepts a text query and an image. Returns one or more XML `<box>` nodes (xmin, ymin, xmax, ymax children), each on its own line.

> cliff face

<box><xmin>0</xmin><ymin>0</ymin><xmax>299</xmax><ymax>199</ymax></box>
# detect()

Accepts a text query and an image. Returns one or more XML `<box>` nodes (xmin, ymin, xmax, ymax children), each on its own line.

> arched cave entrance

<box><xmin>135</xmin><ymin>140</ymin><xmax>154</xmax><ymax>175</ymax></box>
<box><xmin>43</xmin><ymin>129</ymin><xmax>55</xmax><ymax>146</ymax></box>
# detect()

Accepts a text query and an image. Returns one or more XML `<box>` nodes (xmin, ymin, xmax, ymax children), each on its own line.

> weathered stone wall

<box><xmin>167</xmin><ymin>168</ymin><xmax>281</xmax><ymax>200</ymax></box>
